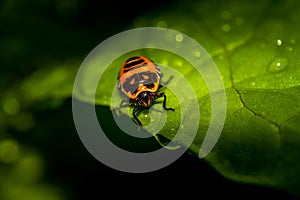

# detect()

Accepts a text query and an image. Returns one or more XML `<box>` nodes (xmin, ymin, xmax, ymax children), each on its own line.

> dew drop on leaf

<box><xmin>176</xmin><ymin>60</ymin><xmax>183</xmax><ymax>67</ymax></box>
<box><xmin>276</xmin><ymin>39</ymin><xmax>282</xmax><ymax>46</ymax></box>
<box><xmin>286</xmin><ymin>46</ymin><xmax>294</xmax><ymax>52</ymax></box>
<box><xmin>194</xmin><ymin>51</ymin><xmax>201</xmax><ymax>57</ymax></box>
<box><xmin>175</xmin><ymin>34</ymin><xmax>183</xmax><ymax>42</ymax></box>
<box><xmin>222</xmin><ymin>24</ymin><xmax>231</xmax><ymax>32</ymax></box>
<box><xmin>285</xmin><ymin>39</ymin><xmax>296</xmax><ymax>52</ymax></box>
<box><xmin>268</xmin><ymin>58</ymin><xmax>289</xmax><ymax>73</ymax></box>
<box><xmin>161</xmin><ymin>60</ymin><xmax>168</xmax><ymax>66</ymax></box>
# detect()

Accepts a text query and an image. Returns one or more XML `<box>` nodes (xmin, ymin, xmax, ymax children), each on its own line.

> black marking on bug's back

<box><xmin>122</xmin><ymin>62</ymin><xmax>149</xmax><ymax>74</ymax></box>
<box><xmin>144</xmin><ymin>83</ymin><xmax>155</xmax><ymax>89</ymax></box>
<box><xmin>139</xmin><ymin>71</ymin><xmax>159</xmax><ymax>85</ymax></box>
<box><xmin>125</xmin><ymin>56</ymin><xmax>141</xmax><ymax>63</ymax></box>
<box><xmin>123</xmin><ymin>74</ymin><xmax>139</xmax><ymax>95</ymax></box>
<box><xmin>123</xmin><ymin>57</ymin><xmax>145</xmax><ymax>69</ymax></box>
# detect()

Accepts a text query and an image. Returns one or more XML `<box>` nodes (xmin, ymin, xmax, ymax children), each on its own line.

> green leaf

<box><xmin>143</xmin><ymin>0</ymin><xmax>300</xmax><ymax>197</ymax></box>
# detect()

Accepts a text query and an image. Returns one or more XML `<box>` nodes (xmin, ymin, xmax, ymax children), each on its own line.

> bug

<box><xmin>117</xmin><ymin>56</ymin><xmax>175</xmax><ymax>127</ymax></box>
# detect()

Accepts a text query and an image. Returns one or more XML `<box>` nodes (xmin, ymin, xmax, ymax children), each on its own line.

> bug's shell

<box><xmin>118</xmin><ymin>56</ymin><xmax>162</xmax><ymax>99</ymax></box>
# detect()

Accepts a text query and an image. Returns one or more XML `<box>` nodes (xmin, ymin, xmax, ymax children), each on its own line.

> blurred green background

<box><xmin>1</xmin><ymin>0</ymin><xmax>299</xmax><ymax>199</ymax></box>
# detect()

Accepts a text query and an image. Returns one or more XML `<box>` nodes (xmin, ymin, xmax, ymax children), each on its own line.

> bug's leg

<box><xmin>119</xmin><ymin>98</ymin><xmax>130</xmax><ymax>108</ymax></box>
<box><xmin>112</xmin><ymin>99</ymin><xmax>129</xmax><ymax>115</ymax></box>
<box><xmin>162</xmin><ymin>94</ymin><xmax>175</xmax><ymax>111</ymax></box>
<box><xmin>156</xmin><ymin>92</ymin><xmax>175</xmax><ymax>111</ymax></box>
<box><xmin>112</xmin><ymin>99</ymin><xmax>126</xmax><ymax>114</ymax></box>
<box><xmin>132</xmin><ymin>107</ymin><xmax>143</xmax><ymax>127</ymax></box>
<box><xmin>113</xmin><ymin>99</ymin><xmax>137</xmax><ymax>116</ymax></box>
<box><xmin>118</xmin><ymin>99</ymin><xmax>139</xmax><ymax>108</ymax></box>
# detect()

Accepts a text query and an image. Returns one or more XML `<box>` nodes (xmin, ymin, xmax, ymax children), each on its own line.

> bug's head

<box><xmin>136</xmin><ymin>91</ymin><xmax>155</xmax><ymax>107</ymax></box>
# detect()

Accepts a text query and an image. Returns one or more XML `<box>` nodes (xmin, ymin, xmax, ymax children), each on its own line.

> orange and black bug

<box><xmin>118</xmin><ymin>56</ymin><xmax>174</xmax><ymax>127</ymax></box>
